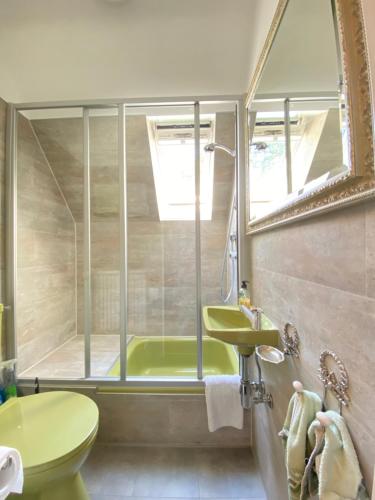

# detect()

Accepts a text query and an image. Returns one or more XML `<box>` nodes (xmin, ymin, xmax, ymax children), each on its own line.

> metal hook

<box><xmin>318</xmin><ymin>350</ymin><xmax>349</xmax><ymax>415</ymax></box>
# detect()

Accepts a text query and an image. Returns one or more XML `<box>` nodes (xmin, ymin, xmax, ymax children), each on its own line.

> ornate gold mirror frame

<box><xmin>246</xmin><ymin>0</ymin><xmax>374</xmax><ymax>234</ymax></box>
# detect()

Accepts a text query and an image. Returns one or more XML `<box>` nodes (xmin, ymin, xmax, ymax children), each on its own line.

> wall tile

<box><xmin>249</xmin><ymin>204</ymin><xmax>375</xmax><ymax>498</ymax></box>
<box><xmin>16</xmin><ymin>114</ymin><xmax>76</xmax><ymax>372</ymax></box>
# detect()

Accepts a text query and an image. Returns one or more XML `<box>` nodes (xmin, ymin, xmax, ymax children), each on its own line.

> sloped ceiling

<box><xmin>0</xmin><ymin>0</ymin><xmax>278</xmax><ymax>102</ymax></box>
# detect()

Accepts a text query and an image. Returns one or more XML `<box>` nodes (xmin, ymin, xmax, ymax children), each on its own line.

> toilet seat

<box><xmin>0</xmin><ymin>391</ymin><xmax>99</xmax><ymax>475</ymax></box>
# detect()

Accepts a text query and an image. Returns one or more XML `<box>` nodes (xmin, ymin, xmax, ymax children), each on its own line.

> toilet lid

<box><xmin>0</xmin><ymin>391</ymin><xmax>99</xmax><ymax>470</ymax></box>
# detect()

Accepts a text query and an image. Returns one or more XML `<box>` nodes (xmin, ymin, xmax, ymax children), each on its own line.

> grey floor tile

<box><xmin>196</xmin><ymin>448</ymin><xmax>266</xmax><ymax>499</ymax></box>
<box><xmin>91</xmin><ymin>496</ymin><xmax>126</xmax><ymax>500</ymax></box>
<box><xmin>83</xmin><ymin>445</ymin><xmax>266</xmax><ymax>500</ymax></box>
<box><xmin>131</xmin><ymin>448</ymin><xmax>199</xmax><ymax>498</ymax></box>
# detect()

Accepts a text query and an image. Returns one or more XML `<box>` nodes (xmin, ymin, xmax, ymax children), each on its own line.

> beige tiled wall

<box><xmin>33</xmin><ymin>112</ymin><xmax>235</xmax><ymax>338</ymax></box>
<box><xmin>248</xmin><ymin>204</ymin><xmax>375</xmax><ymax>498</ymax></box>
<box><xmin>16</xmin><ymin>114</ymin><xmax>77</xmax><ymax>372</ymax></box>
<box><xmin>19</xmin><ymin>385</ymin><xmax>252</xmax><ymax>447</ymax></box>
<box><xmin>0</xmin><ymin>99</ymin><xmax>6</xmax><ymax>360</ymax></box>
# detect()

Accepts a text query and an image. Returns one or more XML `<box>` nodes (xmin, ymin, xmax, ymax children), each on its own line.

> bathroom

<box><xmin>0</xmin><ymin>0</ymin><xmax>374</xmax><ymax>499</ymax></box>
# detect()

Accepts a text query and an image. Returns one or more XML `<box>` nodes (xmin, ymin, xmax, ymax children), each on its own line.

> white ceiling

<box><xmin>0</xmin><ymin>0</ymin><xmax>278</xmax><ymax>103</ymax></box>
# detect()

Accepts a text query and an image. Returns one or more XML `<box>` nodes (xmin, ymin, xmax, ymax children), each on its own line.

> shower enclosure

<box><xmin>5</xmin><ymin>97</ymin><xmax>245</xmax><ymax>387</ymax></box>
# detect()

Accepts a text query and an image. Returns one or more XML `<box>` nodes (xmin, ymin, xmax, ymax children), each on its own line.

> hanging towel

<box><xmin>300</xmin><ymin>419</ymin><xmax>325</xmax><ymax>500</ymax></box>
<box><xmin>279</xmin><ymin>390</ymin><xmax>322</xmax><ymax>500</ymax></box>
<box><xmin>0</xmin><ymin>446</ymin><xmax>23</xmax><ymax>500</ymax></box>
<box><xmin>204</xmin><ymin>375</ymin><xmax>243</xmax><ymax>432</ymax></box>
<box><xmin>305</xmin><ymin>411</ymin><xmax>369</xmax><ymax>500</ymax></box>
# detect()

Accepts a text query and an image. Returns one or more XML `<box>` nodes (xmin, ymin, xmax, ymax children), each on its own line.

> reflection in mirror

<box><xmin>248</xmin><ymin>0</ymin><xmax>351</xmax><ymax>222</ymax></box>
<box><xmin>289</xmin><ymin>99</ymin><xmax>349</xmax><ymax>192</ymax></box>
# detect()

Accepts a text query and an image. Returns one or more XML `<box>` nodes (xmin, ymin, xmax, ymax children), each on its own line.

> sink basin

<box><xmin>202</xmin><ymin>305</ymin><xmax>279</xmax><ymax>355</ymax></box>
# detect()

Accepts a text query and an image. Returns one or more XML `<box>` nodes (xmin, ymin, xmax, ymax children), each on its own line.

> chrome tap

<box><xmin>239</xmin><ymin>305</ymin><xmax>263</xmax><ymax>330</ymax></box>
<box><xmin>239</xmin><ymin>353</ymin><xmax>273</xmax><ymax>409</ymax></box>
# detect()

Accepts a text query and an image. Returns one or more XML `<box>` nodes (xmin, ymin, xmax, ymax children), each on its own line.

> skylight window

<box><xmin>147</xmin><ymin>114</ymin><xmax>215</xmax><ymax>221</ymax></box>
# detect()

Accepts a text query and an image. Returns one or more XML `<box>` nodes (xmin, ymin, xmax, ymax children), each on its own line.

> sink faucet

<box><xmin>239</xmin><ymin>305</ymin><xmax>263</xmax><ymax>330</ymax></box>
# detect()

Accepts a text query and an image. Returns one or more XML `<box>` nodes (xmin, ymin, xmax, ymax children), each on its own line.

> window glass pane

<box><xmin>147</xmin><ymin>115</ymin><xmax>215</xmax><ymax>221</ymax></box>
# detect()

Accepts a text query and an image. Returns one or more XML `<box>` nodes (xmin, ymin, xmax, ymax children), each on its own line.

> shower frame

<box><xmin>5</xmin><ymin>95</ymin><xmax>247</xmax><ymax>389</ymax></box>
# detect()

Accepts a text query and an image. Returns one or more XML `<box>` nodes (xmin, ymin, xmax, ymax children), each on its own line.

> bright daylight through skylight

<box><xmin>147</xmin><ymin>115</ymin><xmax>215</xmax><ymax>221</ymax></box>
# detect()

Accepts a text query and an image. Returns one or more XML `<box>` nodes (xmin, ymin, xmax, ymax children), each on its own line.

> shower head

<box><xmin>251</xmin><ymin>141</ymin><xmax>268</xmax><ymax>151</ymax></box>
<box><xmin>204</xmin><ymin>142</ymin><xmax>236</xmax><ymax>158</ymax></box>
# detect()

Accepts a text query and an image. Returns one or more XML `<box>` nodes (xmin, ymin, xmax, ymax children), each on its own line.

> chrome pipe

<box><xmin>236</xmin><ymin>100</ymin><xmax>249</xmax><ymax>293</ymax></box>
<box><xmin>220</xmin><ymin>193</ymin><xmax>237</xmax><ymax>304</ymax></box>
<box><xmin>239</xmin><ymin>355</ymin><xmax>253</xmax><ymax>409</ymax></box>
<box><xmin>204</xmin><ymin>142</ymin><xmax>236</xmax><ymax>158</ymax></box>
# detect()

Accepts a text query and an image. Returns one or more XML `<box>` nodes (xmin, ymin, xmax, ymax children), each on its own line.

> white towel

<box><xmin>0</xmin><ymin>446</ymin><xmax>23</xmax><ymax>499</ymax></box>
<box><xmin>204</xmin><ymin>375</ymin><xmax>243</xmax><ymax>432</ymax></box>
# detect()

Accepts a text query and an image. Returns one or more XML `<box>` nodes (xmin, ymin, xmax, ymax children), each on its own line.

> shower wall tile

<box><xmin>248</xmin><ymin>203</ymin><xmax>375</xmax><ymax>498</ymax></box>
<box><xmin>34</xmin><ymin>113</ymin><xmax>235</xmax><ymax>338</ymax></box>
<box><xmin>16</xmin><ymin>115</ymin><xmax>76</xmax><ymax>373</ymax></box>
<box><xmin>0</xmin><ymin>99</ymin><xmax>6</xmax><ymax>359</ymax></box>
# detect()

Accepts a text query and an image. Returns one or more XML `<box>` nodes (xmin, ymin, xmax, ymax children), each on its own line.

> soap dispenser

<box><xmin>238</xmin><ymin>280</ymin><xmax>251</xmax><ymax>308</ymax></box>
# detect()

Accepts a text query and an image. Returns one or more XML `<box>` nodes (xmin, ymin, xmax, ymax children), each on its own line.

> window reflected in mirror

<box><xmin>248</xmin><ymin>0</ymin><xmax>351</xmax><ymax>222</ymax></box>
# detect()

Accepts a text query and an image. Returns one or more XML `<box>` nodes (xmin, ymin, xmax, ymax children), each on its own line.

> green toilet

<box><xmin>0</xmin><ymin>391</ymin><xmax>98</xmax><ymax>500</ymax></box>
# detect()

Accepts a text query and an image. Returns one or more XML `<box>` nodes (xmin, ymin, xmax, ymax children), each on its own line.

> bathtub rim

<box><xmin>107</xmin><ymin>335</ymin><xmax>239</xmax><ymax>378</ymax></box>
<box><xmin>17</xmin><ymin>336</ymin><xmax>240</xmax><ymax>391</ymax></box>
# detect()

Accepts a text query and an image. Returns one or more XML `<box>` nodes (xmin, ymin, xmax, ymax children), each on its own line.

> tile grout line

<box><xmin>254</xmin><ymin>264</ymin><xmax>375</xmax><ymax>303</ymax></box>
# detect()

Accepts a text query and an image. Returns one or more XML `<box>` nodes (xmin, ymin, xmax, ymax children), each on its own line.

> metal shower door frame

<box><xmin>6</xmin><ymin>95</ymin><xmax>244</xmax><ymax>389</ymax></box>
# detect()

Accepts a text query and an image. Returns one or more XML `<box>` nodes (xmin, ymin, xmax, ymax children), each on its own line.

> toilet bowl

<box><xmin>0</xmin><ymin>391</ymin><xmax>99</xmax><ymax>500</ymax></box>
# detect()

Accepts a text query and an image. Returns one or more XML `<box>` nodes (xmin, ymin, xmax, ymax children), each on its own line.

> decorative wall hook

<box><xmin>281</xmin><ymin>323</ymin><xmax>300</xmax><ymax>357</ymax></box>
<box><xmin>318</xmin><ymin>350</ymin><xmax>350</xmax><ymax>414</ymax></box>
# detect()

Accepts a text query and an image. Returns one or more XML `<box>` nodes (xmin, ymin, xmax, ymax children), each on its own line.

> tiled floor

<box><xmin>20</xmin><ymin>335</ymin><xmax>121</xmax><ymax>378</ymax></box>
<box><xmin>82</xmin><ymin>444</ymin><xmax>266</xmax><ymax>500</ymax></box>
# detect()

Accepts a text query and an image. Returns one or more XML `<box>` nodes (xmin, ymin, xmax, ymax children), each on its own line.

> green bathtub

<box><xmin>107</xmin><ymin>336</ymin><xmax>238</xmax><ymax>378</ymax></box>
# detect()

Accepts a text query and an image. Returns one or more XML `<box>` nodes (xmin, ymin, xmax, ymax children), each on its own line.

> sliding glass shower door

<box><xmin>16</xmin><ymin>107</ymin><xmax>85</xmax><ymax>378</ymax></box>
<box><xmin>86</xmin><ymin>107</ymin><xmax>121</xmax><ymax>378</ymax></box>
<box><xmin>13</xmin><ymin>99</ymin><xmax>239</xmax><ymax>383</ymax></box>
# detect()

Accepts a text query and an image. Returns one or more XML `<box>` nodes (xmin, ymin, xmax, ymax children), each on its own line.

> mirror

<box><xmin>246</xmin><ymin>0</ymin><xmax>374</xmax><ymax>232</ymax></box>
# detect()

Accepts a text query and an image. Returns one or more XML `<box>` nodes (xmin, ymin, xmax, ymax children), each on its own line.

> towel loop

<box><xmin>318</xmin><ymin>350</ymin><xmax>350</xmax><ymax>415</ymax></box>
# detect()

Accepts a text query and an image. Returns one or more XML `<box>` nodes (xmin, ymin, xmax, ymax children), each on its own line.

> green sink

<box><xmin>202</xmin><ymin>305</ymin><xmax>279</xmax><ymax>356</ymax></box>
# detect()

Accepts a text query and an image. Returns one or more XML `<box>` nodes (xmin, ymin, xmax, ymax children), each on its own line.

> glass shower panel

<box><xmin>200</xmin><ymin>102</ymin><xmax>239</xmax><ymax>375</ymax></box>
<box><xmin>200</xmin><ymin>103</ymin><xmax>237</xmax><ymax>305</ymax></box>
<box><xmin>113</xmin><ymin>104</ymin><xmax>199</xmax><ymax>379</ymax></box>
<box><xmin>16</xmin><ymin>107</ymin><xmax>84</xmax><ymax>379</ymax></box>
<box><xmin>88</xmin><ymin>107</ymin><xmax>121</xmax><ymax>378</ymax></box>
